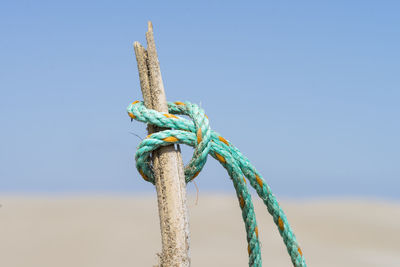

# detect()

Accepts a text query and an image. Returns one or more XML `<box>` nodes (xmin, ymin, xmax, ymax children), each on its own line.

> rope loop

<box><xmin>127</xmin><ymin>100</ymin><xmax>307</xmax><ymax>267</ymax></box>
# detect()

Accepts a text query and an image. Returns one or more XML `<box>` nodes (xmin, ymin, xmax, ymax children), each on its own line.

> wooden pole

<box><xmin>133</xmin><ymin>21</ymin><xmax>190</xmax><ymax>267</ymax></box>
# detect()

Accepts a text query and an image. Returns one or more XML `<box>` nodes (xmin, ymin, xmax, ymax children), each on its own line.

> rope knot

<box><xmin>127</xmin><ymin>100</ymin><xmax>307</xmax><ymax>267</ymax></box>
<box><xmin>127</xmin><ymin>101</ymin><xmax>212</xmax><ymax>183</ymax></box>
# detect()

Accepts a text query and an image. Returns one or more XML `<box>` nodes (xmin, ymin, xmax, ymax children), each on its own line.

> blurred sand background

<box><xmin>1</xmin><ymin>195</ymin><xmax>399</xmax><ymax>267</ymax></box>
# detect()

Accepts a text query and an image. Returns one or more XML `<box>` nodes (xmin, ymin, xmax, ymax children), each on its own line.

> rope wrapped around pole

<box><xmin>127</xmin><ymin>100</ymin><xmax>307</xmax><ymax>267</ymax></box>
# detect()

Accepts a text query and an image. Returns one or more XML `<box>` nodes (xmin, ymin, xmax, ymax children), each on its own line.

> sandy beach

<box><xmin>0</xmin><ymin>195</ymin><xmax>399</xmax><ymax>267</ymax></box>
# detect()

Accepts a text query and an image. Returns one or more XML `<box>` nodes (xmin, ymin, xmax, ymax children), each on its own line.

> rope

<box><xmin>127</xmin><ymin>100</ymin><xmax>307</xmax><ymax>267</ymax></box>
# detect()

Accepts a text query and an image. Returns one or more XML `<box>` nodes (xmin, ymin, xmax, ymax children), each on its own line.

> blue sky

<box><xmin>0</xmin><ymin>1</ymin><xmax>399</xmax><ymax>198</ymax></box>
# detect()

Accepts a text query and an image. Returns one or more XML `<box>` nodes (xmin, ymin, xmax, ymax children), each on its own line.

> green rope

<box><xmin>127</xmin><ymin>100</ymin><xmax>307</xmax><ymax>267</ymax></box>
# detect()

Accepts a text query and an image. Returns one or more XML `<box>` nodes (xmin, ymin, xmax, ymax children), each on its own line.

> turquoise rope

<box><xmin>127</xmin><ymin>100</ymin><xmax>307</xmax><ymax>267</ymax></box>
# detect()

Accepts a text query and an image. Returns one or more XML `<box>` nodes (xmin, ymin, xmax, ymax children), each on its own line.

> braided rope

<box><xmin>127</xmin><ymin>100</ymin><xmax>307</xmax><ymax>267</ymax></box>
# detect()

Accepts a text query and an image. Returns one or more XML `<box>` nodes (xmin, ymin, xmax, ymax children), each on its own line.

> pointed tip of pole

<box><xmin>147</xmin><ymin>21</ymin><xmax>153</xmax><ymax>32</ymax></box>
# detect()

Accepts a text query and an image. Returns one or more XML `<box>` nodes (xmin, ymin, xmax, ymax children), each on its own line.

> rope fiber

<box><xmin>127</xmin><ymin>100</ymin><xmax>307</xmax><ymax>267</ymax></box>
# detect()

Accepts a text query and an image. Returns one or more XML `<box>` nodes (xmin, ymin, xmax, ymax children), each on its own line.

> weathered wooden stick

<box><xmin>133</xmin><ymin>21</ymin><xmax>190</xmax><ymax>267</ymax></box>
